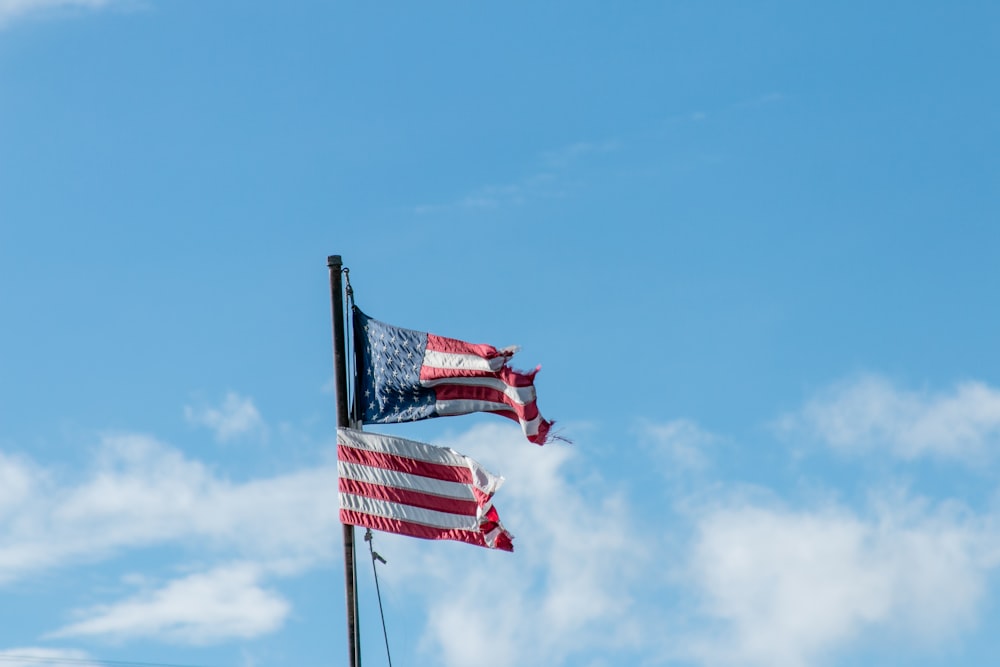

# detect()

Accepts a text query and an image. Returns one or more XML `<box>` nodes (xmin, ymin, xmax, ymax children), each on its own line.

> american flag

<box><xmin>353</xmin><ymin>308</ymin><xmax>552</xmax><ymax>445</ymax></box>
<box><xmin>337</xmin><ymin>427</ymin><xmax>514</xmax><ymax>551</ymax></box>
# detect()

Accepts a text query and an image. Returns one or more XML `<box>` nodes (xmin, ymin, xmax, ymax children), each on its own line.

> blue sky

<box><xmin>1</xmin><ymin>2</ymin><xmax>999</xmax><ymax>666</ymax></box>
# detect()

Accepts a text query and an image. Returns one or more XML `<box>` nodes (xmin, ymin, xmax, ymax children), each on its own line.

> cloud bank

<box><xmin>366</xmin><ymin>423</ymin><xmax>648</xmax><ymax>666</ymax></box>
<box><xmin>0</xmin><ymin>432</ymin><xmax>338</xmax><ymax>587</ymax></box>
<box><xmin>0</xmin><ymin>429</ymin><xmax>337</xmax><ymax>644</ymax></box>
<box><xmin>50</xmin><ymin>563</ymin><xmax>290</xmax><ymax>644</ymax></box>
<box><xmin>4</xmin><ymin>375</ymin><xmax>1000</xmax><ymax>663</ymax></box>
<box><xmin>685</xmin><ymin>496</ymin><xmax>996</xmax><ymax>667</ymax></box>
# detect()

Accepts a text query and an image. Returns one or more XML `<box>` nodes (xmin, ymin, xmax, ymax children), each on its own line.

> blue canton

<box><xmin>355</xmin><ymin>309</ymin><xmax>436</xmax><ymax>424</ymax></box>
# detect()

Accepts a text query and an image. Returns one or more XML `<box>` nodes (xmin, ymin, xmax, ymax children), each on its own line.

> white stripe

<box><xmin>339</xmin><ymin>492</ymin><xmax>481</xmax><ymax>531</ymax></box>
<box><xmin>422</xmin><ymin>349</ymin><xmax>507</xmax><ymax>373</ymax></box>
<box><xmin>337</xmin><ymin>428</ymin><xmax>468</xmax><ymax>467</ymax></box>
<box><xmin>518</xmin><ymin>414</ymin><xmax>543</xmax><ymax>436</ymax></box>
<box><xmin>435</xmin><ymin>399</ymin><xmax>513</xmax><ymax>416</ymax></box>
<box><xmin>421</xmin><ymin>375</ymin><xmax>537</xmax><ymax>406</ymax></box>
<box><xmin>337</xmin><ymin>428</ymin><xmax>504</xmax><ymax>495</ymax></box>
<box><xmin>337</xmin><ymin>460</ymin><xmax>476</xmax><ymax>501</ymax></box>
<box><xmin>434</xmin><ymin>401</ymin><xmax>543</xmax><ymax>437</ymax></box>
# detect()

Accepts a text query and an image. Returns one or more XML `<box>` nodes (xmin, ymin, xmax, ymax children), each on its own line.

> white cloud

<box><xmin>0</xmin><ymin>0</ymin><xmax>120</xmax><ymax>27</ymax></box>
<box><xmin>185</xmin><ymin>392</ymin><xmax>266</xmax><ymax>442</ymax></box>
<box><xmin>6</xmin><ymin>409</ymin><xmax>1000</xmax><ymax>661</ymax></box>
<box><xmin>414</xmin><ymin>138</ymin><xmax>617</xmax><ymax>214</ymax></box>
<box><xmin>0</xmin><ymin>422</ymin><xmax>651</xmax><ymax>655</ymax></box>
<box><xmin>637</xmin><ymin>418</ymin><xmax>715</xmax><ymax>472</ymax></box>
<box><xmin>415</xmin><ymin>180</ymin><xmax>539</xmax><ymax>214</ymax></box>
<box><xmin>339</xmin><ymin>420</ymin><xmax>1000</xmax><ymax>667</ymax></box>
<box><xmin>0</xmin><ymin>432</ymin><xmax>339</xmax><ymax>586</ymax></box>
<box><xmin>539</xmin><ymin>140</ymin><xmax>620</xmax><ymax>168</ymax></box>
<box><xmin>684</xmin><ymin>495</ymin><xmax>997</xmax><ymax>667</ymax></box>
<box><xmin>0</xmin><ymin>648</ymin><xmax>100</xmax><ymax>667</ymax></box>
<box><xmin>50</xmin><ymin>563</ymin><xmax>290</xmax><ymax>644</ymax></box>
<box><xmin>0</xmin><ymin>431</ymin><xmax>339</xmax><ymax>644</ymax></box>
<box><xmin>734</xmin><ymin>92</ymin><xmax>786</xmax><ymax>109</ymax></box>
<box><xmin>778</xmin><ymin>374</ymin><xmax>1000</xmax><ymax>461</ymax></box>
<box><xmin>0</xmin><ymin>452</ymin><xmax>38</xmax><ymax>520</ymax></box>
<box><xmin>369</xmin><ymin>423</ymin><xmax>649</xmax><ymax>667</ymax></box>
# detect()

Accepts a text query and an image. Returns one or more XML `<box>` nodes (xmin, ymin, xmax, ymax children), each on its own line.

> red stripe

<box><xmin>484</xmin><ymin>409</ymin><xmax>553</xmax><ymax>444</ymax></box>
<box><xmin>425</xmin><ymin>332</ymin><xmax>504</xmax><ymax>360</ymax></box>
<box><xmin>340</xmin><ymin>509</ymin><xmax>513</xmax><ymax>552</ymax></box>
<box><xmin>498</xmin><ymin>365</ymin><xmax>540</xmax><ymax>388</ymax></box>
<box><xmin>337</xmin><ymin>444</ymin><xmax>473</xmax><ymax>485</ymax></box>
<box><xmin>420</xmin><ymin>365</ymin><xmax>489</xmax><ymax>381</ymax></box>
<box><xmin>339</xmin><ymin>478</ymin><xmax>481</xmax><ymax>516</ymax></box>
<box><xmin>419</xmin><ymin>364</ymin><xmax>538</xmax><ymax>388</ymax></box>
<box><xmin>526</xmin><ymin>418</ymin><xmax>551</xmax><ymax>445</ymax></box>
<box><xmin>432</xmin><ymin>384</ymin><xmax>540</xmax><ymax>422</ymax></box>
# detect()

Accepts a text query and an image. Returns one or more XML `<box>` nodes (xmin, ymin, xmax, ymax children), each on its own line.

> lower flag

<box><xmin>337</xmin><ymin>427</ymin><xmax>514</xmax><ymax>551</ymax></box>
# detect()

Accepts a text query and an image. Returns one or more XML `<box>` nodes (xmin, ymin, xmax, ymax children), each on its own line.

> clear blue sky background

<box><xmin>1</xmin><ymin>2</ymin><xmax>999</xmax><ymax>667</ymax></box>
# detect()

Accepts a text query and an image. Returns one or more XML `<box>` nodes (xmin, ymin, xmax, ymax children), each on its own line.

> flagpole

<box><xmin>328</xmin><ymin>254</ymin><xmax>360</xmax><ymax>667</ymax></box>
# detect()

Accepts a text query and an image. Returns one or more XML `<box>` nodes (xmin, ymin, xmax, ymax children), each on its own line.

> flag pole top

<box><xmin>328</xmin><ymin>255</ymin><xmax>343</xmax><ymax>268</ymax></box>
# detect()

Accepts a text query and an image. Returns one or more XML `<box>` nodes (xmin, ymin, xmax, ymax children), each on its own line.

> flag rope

<box><xmin>364</xmin><ymin>528</ymin><xmax>394</xmax><ymax>667</ymax></box>
<box><xmin>342</xmin><ymin>267</ymin><xmax>361</xmax><ymax>428</ymax></box>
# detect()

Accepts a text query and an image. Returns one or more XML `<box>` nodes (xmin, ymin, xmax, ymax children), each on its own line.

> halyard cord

<box><xmin>343</xmin><ymin>267</ymin><xmax>391</xmax><ymax>663</ymax></box>
<box><xmin>343</xmin><ymin>267</ymin><xmax>394</xmax><ymax>665</ymax></box>
<box><xmin>365</xmin><ymin>528</ymin><xmax>394</xmax><ymax>667</ymax></box>
<box><xmin>341</xmin><ymin>264</ymin><xmax>365</xmax><ymax>664</ymax></box>
<box><xmin>343</xmin><ymin>266</ymin><xmax>360</xmax><ymax>427</ymax></box>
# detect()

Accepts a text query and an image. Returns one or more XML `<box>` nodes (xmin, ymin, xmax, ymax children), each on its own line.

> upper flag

<box><xmin>353</xmin><ymin>308</ymin><xmax>553</xmax><ymax>445</ymax></box>
<box><xmin>337</xmin><ymin>427</ymin><xmax>514</xmax><ymax>551</ymax></box>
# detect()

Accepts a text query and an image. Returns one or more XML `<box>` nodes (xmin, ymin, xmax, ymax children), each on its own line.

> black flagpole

<box><xmin>328</xmin><ymin>255</ymin><xmax>360</xmax><ymax>667</ymax></box>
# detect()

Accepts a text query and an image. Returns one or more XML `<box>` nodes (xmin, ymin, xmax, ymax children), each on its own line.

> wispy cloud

<box><xmin>684</xmin><ymin>493</ymin><xmax>996</xmax><ymax>667</ymax></box>
<box><xmin>365</xmin><ymin>423</ymin><xmax>650</xmax><ymax>667</ymax></box>
<box><xmin>361</xmin><ymin>417</ymin><xmax>1000</xmax><ymax>667</ymax></box>
<box><xmin>50</xmin><ymin>563</ymin><xmax>291</xmax><ymax>644</ymax></box>
<box><xmin>0</xmin><ymin>452</ymin><xmax>37</xmax><ymax>520</ymax></box>
<box><xmin>0</xmin><ymin>0</ymin><xmax>122</xmax><ymax>27</ymax></box>
<box><xmin>0</xmin><ymin>430</ymin><xmax>338</xmax><ymax>644</ymax></box>
<box><xmin>5</xmin><ymin>384</ymin><xmax>1000</xmax><ymax>659</ymax></box>
<box><xmin>777</xmin><ymin>374</ymin><xmax>1000</xmax><ymax>462</ymax></box>
<box><xmin>184</xmin><ymin>392</ymin><xmax>265</xmax><ymax>442</ymax></box>
<box><xmin>664</xmin><ymin>92</ymin><xmax>786</xmax><ymax>125</ymax></box>
<box><xmin>0</xmin><ymin>431</ymin><xmax>339</xmax><ymax>587</ymax></box>
<box><xmin>0</xmin><ymin>648</ymin><xmax>101</xmax><ymax>667</ymax></box>
<box><xmin>734</xmin><ymin>91</ymin><xmax>786</xmax><ymax>109</ymax></box>
<box><xmin>636</xmin><ymin>418</ymin><xmax>716</xmax><ymax>473</ymax></box>
<box><xmin>538</xmin><ymin>140</ymin><xmax>620</xmax><ymax>169</ymax></box>
<box><xmin>0</xmin><ymin>422</ymin><xmax>650</xmax><ymax>653</ymax></box>
<box><xmin>413</xmin><ymin>139</ymin><xmax>619</xmax><ymax>214</ymax></box>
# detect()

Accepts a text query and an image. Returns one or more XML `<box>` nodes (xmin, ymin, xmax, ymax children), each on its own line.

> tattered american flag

<box><xmin>337</xmin><ymin>427</ymin><xmax>514</xmax><ymax>551</ymax></box>
<box><xmin>353</xmin><ymin>308</ymin><xmax>552</xmax><ymax>445</ymax></box>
